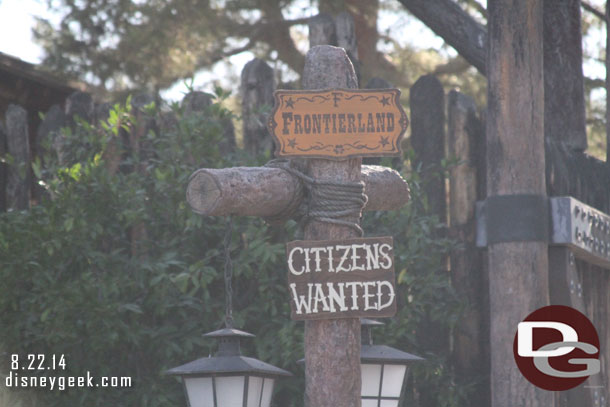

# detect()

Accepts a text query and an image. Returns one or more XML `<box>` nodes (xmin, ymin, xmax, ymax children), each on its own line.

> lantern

<box><xmin>167</xmin><ymin>328</ymin><xmax>291</xmax><ymax>407</ymax></box>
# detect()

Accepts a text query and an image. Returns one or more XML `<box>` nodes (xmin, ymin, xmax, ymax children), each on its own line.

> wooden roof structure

<box><xmin>0</xmin><ymin>51</ymin><xmax>80</xmax><ymax>119</ymax></box>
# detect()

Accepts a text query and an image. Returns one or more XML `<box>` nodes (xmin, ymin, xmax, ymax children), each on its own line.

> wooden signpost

<box><xmin>268</xmin><ymin>89</ymin><xmax>407</xmax><ymax>159</ymax></box>
<box><xmin>187</xmin><ymin>45</ymin><xmax>410</xmax><ymax>407</ymax></box>
<box><xmin>286</xmin><ymin>237</ymin><xmax>397</xmax><ymax>320</ymax></box>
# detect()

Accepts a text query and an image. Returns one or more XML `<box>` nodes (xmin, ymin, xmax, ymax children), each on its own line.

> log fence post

<box><xmin>486</xmin><ymin>1</ymin><xmax>552</xmax><ymax>405</ymax></box>
<box><xmin>241</xmin><ymin>58</ymin><xmax>275</xmax><ymax>156</ymax></box>
<box><xmin>5</xmin><ymin>104</ymin><xmax>31</xmax><ymax>210</ymax></box>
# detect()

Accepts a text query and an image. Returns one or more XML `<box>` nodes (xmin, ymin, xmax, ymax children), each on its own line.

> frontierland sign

<box><xmin>268</xmin><ymin>89</ymin><xmax>408</xmax><ymax>159</ymax></box>
<box><xmin>286</xmin><ymin>237</ymin><xmax>397</xmax><ymax>320</ymax></box>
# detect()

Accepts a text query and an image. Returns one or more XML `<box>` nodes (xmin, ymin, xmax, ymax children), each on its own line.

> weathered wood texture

<box><xmin>36</xmin><ymin>105</ymin><xmax>65</xmax><ymax>161</ymax></box>
<box><xmin>546</xmin><ymin>141</ymin><xmax>610</xmax><ymax>213</ymax></box>
<box><xmin>447</xmin><ymin>90</ymin><xmax>489</xmax><ymax>406</ymax></box>
<box><xmin>186</xmin><ymin>165</ymin><xmax>409</xmax><ymax>216</ymax></box>
<box><xmin>577</xmin><ymin>259</ymin><xmax>610</xmax><ymax>405</ymax></box>
<box><xmin>334</xmin><ymin>11</ymin><xmax>360</xmax><ymax>83</ymax></box>
<box><xmin>241</xmin><ymin>59</ymin><xmax>275</xmax><ymax>155</ymax></box>
<box><xmin>397</xmin><ymin>0</ymin><xmax>486</xmax><ymax>75</ymax></box>
<box><xmin>308</xmin><ymin>14</ymin><xmax>337</xmax><ymax>48</ymax></box>
<box><xmin>335</xmin><ymin>12</ymin><xmax>358</xmax><ymax>61</ymax></box>
<box><xmin>409</xmin><ymin>76</ymin><xmax>448</xmax><ymax>406</ymax></box>
<box><xmin>5</xmin><ymin>104</ymin><xmax>31</xmax><ymax>210</ymax></box>
<box><xmin>363</xmin><ymin>77</ymin><xmax>394</xmax><ymax>166</ymax></box>
<box><xmin>543</xmin><ymin>0</ymin><xmax>587</xmax><ymax>151</ymax></box>
<box><xmin>545</xmin><ymin>126</ymin><xmax>610</xmax><ymax>407</ymax></box>
<box><xmin>548</xmin><ymin>248</ymin><xmax>604</xmax><ymax>407</ymax></box>
<box><xmin>486</xmin><ymin>1</ymin><xmax>552</xmax><ymax>406</ymax></box>
<box><xmin>410</xmin><ymin>74</ymin><xmax>446</xmax><ymax>223</ymax></box>
<box><xmin>302</xmin><ymin>45</ymin><xmax>361</xmax><ymax>407</ymax></box>
<box><xmin>0</xmin><ymin>121</ymin><xmax>6</xmax><ymax>212</ymax></box>
<box><xmin>607</xmin><ymin>1</ymin><xmax>610</xmax><ymax>163</ymax></box>
<box><xmin>286</xmin><ymin>237</ymin><xmax>396</xmax><ymax>320</ymax></box>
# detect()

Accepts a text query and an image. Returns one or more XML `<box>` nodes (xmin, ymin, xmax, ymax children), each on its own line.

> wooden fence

<box><xmin>1</xmin><ymin>9</ymin><xmax>609</xmax><ymax>407</ymax></box>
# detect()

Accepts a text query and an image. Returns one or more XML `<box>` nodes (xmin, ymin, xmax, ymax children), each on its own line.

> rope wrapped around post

<box><xmin>264</xmin><ymin>159</ymin><xmax>368</xmax><ymax>236</ymax></box>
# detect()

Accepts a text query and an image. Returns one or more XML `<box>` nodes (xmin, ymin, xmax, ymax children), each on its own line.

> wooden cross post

<box><xmin>187</xmin><ymin>46</ymin><xmax>410</xmax><ymax>407</ymax></box>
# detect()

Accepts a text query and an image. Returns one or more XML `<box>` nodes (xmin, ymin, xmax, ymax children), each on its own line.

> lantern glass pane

<box><xmin>184</xmin><ymin>377</ymin><xmax>214</xmax><ymax>407</ymax></box>
<box><xmin>380</xmin><ymin>400</ymin><xmax>399</xmax><ymax>407</ymax></box>
<box><xmin>361</xmin><ymin>364</ymin><xmax>382</xmax><ymax>397</ymax></box>
<box><xmin>216</xmin><ymin>376</ymin><xmax>245</xmax><ymax>407</ymax></box>
<box><xmin>247</xmin><ymin>376</ymin><xmax>263</xmax><ymax>407</ymax></box>
<box><xmin>380</xmin><ymin>364</ymin><xmax>406</xmax><ymax>398</ymax></box>
<box><xmin>362</xmin><ymin>400</ymin><xmax>378</xmax><ymax>407</ymax></box>
<box><xmin>260</xmin><ymin>378</ymin><xmax>275</xmax><ymax>407</ymax></box>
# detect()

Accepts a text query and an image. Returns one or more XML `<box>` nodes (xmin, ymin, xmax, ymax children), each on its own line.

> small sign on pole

<box><xmin>285</xmin><ymin>237</ymin><xmax>397</xmax><ymax>320</ymax></box>
<box><xmin>268</xmin><ymin>89</ymin><xmax>408</xmax><ymax>159</ymax></box>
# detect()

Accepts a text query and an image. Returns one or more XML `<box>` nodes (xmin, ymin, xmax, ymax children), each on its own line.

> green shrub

<box><xmin>0</xmin><ymin>94</ymin><xmax>466</xmax><ymax>406</ymax></box>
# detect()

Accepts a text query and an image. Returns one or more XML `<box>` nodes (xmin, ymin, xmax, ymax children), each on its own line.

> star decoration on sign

<box><xmin>285</xmin><ymin>97</ymin><xmax>295</xmax><ymax>109</ymax></box>
<box><xmin>287</xmin><ymin>138</ymin><xmax>297</xmax><ymax>148</ymax></box>
<box><xmin>379</xmin><ymin>136</ymin><xmax>390</xmax><ymax>147</ymax></box>
<box><xmin>380</xmin><ymin>96</ymin><xmax>390</xmax><ymax>106</ymax></box>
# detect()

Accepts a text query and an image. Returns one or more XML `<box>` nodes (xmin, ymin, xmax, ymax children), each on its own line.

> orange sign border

<box><xmin>267</xmin><ymin>88</ymin><xmax>408</xmax><ymax>160</ymax></box>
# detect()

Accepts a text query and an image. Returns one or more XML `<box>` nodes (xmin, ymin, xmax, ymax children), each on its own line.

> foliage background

<box><xmin>0</xmin><ymin>90</ymin><xmax>463</xmax><ymax>406</ymax></box>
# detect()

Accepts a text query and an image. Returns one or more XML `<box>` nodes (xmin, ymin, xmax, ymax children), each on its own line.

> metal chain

<box><xmin>264</xmin><ymin>159</ymin><xmax>368</xmax><ymax>236</ymax></box>
<box><xmin>223</xmin><ymin>216</ymin><xmax>234</xmax><ymax>329</ymax></box>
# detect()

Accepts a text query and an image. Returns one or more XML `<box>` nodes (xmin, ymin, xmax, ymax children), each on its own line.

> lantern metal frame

<box><xmin>167</xmin><ymin>328</ymin><xmax>291</xmax><ymax>407</ymax></box>
<box><xmin>360</xmin><ymin>319</ymin><xmax>423</xmax><ymax>407</ymax></box>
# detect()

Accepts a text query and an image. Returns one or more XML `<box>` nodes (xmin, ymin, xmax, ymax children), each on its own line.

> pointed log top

<box><xmin>302</xmin><ymin>46</ymin><xmax>357</xmax><ymax>90</ymax></box>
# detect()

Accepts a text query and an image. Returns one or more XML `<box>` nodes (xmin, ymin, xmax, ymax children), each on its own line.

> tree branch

<box><xmin>397</xmin><ymin>0</ymin><xmax>486</xmax><ymax>75</ymax></box>
<box><xmin>582</xmin><ymin>1</ymin><xmax>606</xmax><ymax>21</ymax></box>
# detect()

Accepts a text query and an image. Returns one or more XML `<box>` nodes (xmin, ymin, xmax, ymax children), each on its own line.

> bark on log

<box><xmin>37</xmin><ymin>105</ymin><xmax>65</xmax><ymax>155</ymax></box>
<box><xmin>410</xmin><ymin>74</ymin><xmax>446</xmax><ymax>223</ymax></box>
<box><xmin>447</xmin><ymin>90</ymin><xmax>489</xmax><ymax>406</ymax></box>
<box><xmin>543</xmin><ymin>0</ymin><xmax>587</xmax><ymax>151</ymax></box>
<box><xmin>302</xmin><ymin>45</ymin><xmax>361</xmax><ymax>407</ymax></box>
<box><xmin>486</xmin><ymin>1</ymin><xmax>552</xmax><ymax>406</ymax></box>
<box><xmin>397</xmin><ymin>0</ymin><xmax>486</xmax><ymax>75</ymax></box>
<box><xmin>334</xmin><ymin>11</ymin><xmax>360</xmax><ymax>83</ymax></box>
<box><xmin>308</xmin><ymin>13</ymin><xmax>337</xmax><ymax>48</ymax></box>
<box><xmin>241</xmin><ymin>58</ymin><xmax>275</xmax><ymax>155</ymax></box>
<box><xmin>5</xmin><ymin>104</ymin><xmax>31</xmax><ymax>210</ymax></box>
<box><xmin>607</xmin><ymin>1</ymin><xmax>610</xmax><ymax>163</ymax></box>
<box><xmin>0</xmin><ymin>121</ymin><xmax>6</xmax><ymax>212</ymax></box>
<box><xmin>363</xmin><ymin>77</ymin><xmax>393</xmax><ymax>166</ymax></box>
<box><xmin>186</xmin><ymin>165</ymin><xmax>409</xmax><ymax>216</ymax></box>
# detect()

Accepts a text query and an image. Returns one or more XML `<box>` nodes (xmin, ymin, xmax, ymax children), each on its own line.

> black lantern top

<box><xmin>360</xmin><ymin>319</ymin><xmax>424</xmax><ymax>365</ymax></box>
<box><xmin>166</xmin><ymin>328</ymin><xmax>292</xmax><ymax>378</ymax></box>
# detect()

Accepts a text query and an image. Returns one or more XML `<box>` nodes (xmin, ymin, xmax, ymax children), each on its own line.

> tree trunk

<box><xmin>487</xmin><ymin>1</ymin><xmax>552</xmax><ymax>406</ymax></box>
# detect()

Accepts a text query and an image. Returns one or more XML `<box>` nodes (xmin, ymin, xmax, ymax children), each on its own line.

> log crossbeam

<box><xmin>187</xmin><ymin>164</ymin><xmax>410</xmax><ymax>217</ymax></box>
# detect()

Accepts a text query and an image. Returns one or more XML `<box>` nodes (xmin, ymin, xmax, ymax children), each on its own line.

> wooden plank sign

<box><xmin>285</xmin><ymin>237</ymin><xmax>397</xmax><ymax>320</ymax></box>
<box><xmin>267</xmin><ymin>89</ymin><xmax>408</xmax><ymax>159</ymax></box>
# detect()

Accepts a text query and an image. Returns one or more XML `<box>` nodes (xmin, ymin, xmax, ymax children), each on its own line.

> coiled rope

<box><xmin>264</xmin><ymin>159</ymin><xmax>368</xmax><ymax>236</ymax></box>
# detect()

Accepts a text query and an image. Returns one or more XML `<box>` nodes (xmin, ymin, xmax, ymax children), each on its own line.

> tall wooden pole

<box><xmin>302</xmin><ymin>45</ymin><xmax>362</xmax><ymax>407</ymax></box>
<box><xmin>543</xmin><ymin>0</ymin><xmax>587</xmax><ymax>151</ymax></box>
<box><xmin>486</xmin><ymin>1</ymin><xmax>553</xmax><ymax>406</ymax></box>
<box><xmin>606</xmin><ymin>0</ymin><xmax>610</xmax><ymax>163</ymax></box>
